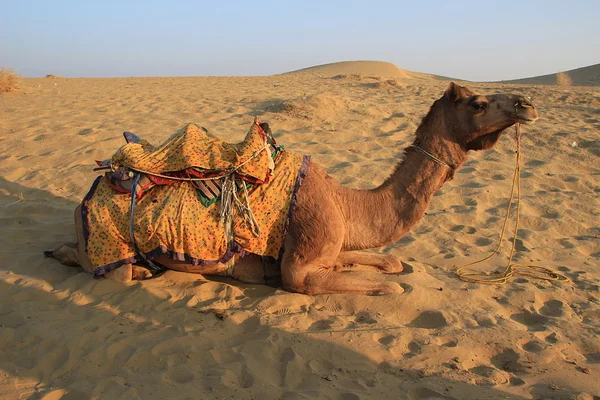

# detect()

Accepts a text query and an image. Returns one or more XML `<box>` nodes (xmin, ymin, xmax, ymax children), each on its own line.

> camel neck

<box><xmin>339</xmin><ymin>143</ymin><xmax>466</xmax><ymax>251</ymax></box>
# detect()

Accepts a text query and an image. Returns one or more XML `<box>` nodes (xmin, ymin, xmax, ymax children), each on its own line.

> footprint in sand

<box><xmin>510</xmin><ymin>310</ymin><xmax>549</xmax><ymax>331</ymax></box>
<box><xmin>540</xmin><ymin>300</ymin><xmax>565</xmax><ymax>317</ymax></box>
<box><xmin>469</xmin><ymin>365</ymin><xmax>510</xmax><ymax>386</ymax></box>
<box><xmin>509</xmin><ymin>377</ymin><xmax>526</xmax><ymax>386</ymax></box>
<box><xmin>404</xmin><ymin>341</ymin><xmax>422</xmax><ymax>359</ymax></box>
<box><xmin>544</xmin><ymin>332</ymin><xmax>559</xmax><ymax>344</ymax></box>
<box><xmin>377</xmin><ymin>335</ymin><xmax>396</xmax><ymax>346</ymax></box>
<box><xmin>490</xmin><ymin>348</ymin><xmax>525</xmax><ymax>373</ymax></box>
<box><xmin>432</xmin><ymin>336</ymin><xmax>458</xmax><ymax>347</ymax></box>
<box><xmin>409</xmin><ymin>311</ymin><xmax>448</xmax><ymax>329</ymax></box>
<box><xmin>522</xmin><ymin>340</ymin><xmax>546</xmax><ymax>353</ymax></box>
<box><xmin>354</xmin><ymin>311</ymin><xmax>377</xmax><ymax>324</ymax></box>
<box><xmin>309</xmin><ymin>319</ymin><xmax>334</xmax><ymax>331</ymax></box>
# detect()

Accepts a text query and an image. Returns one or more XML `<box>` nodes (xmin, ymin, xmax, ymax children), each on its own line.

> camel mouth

<box><xmin>516</xmin><ymin>116</ymin><xmax>538</xmax><ymax>124</ymax></box>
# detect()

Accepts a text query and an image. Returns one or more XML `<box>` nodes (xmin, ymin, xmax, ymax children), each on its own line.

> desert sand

<box><xmin>0</xmin><ymin>61</ymin><xmax>599</xmax><ymax>399</ymax></box>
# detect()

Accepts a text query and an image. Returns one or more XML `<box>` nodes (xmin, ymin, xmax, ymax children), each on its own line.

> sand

<box><xmin>503</xmin><ymin>63</ymin><xmax>600</xmax><ymax>86</ymax></box>
<box><xmin>0</xmin><ymin>62</ymin><xmax>599</xmax><ymax>399</ymax></box>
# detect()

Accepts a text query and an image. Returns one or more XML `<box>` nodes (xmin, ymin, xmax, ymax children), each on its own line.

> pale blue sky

<box><xmin>2</xmin><ymin>0</ymin><xmax>599</xmax><ymax>81</ymax></box>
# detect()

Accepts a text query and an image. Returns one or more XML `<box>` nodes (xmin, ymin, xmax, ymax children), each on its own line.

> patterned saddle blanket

<box><xmin>83</xmin><ymin>120</ymin><xmax>310</xmax><ymax>277</ymax></box>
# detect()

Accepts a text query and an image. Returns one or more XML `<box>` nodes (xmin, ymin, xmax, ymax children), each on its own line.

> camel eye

<box><xmin>472</xmin><ymin>102</ymin><xmax>488</xmax><ymax>112</ymax></box>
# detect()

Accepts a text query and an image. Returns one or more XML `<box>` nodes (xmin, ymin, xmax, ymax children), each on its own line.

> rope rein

<box><xmin>408</xmin><ymin>145</ymin><xmax>453</xmax><ymax>169</ymax></box>
<box><xmin>454</xmin><ymin>118</ymin><xmax>569</xmax><ymax>285</ymax></box>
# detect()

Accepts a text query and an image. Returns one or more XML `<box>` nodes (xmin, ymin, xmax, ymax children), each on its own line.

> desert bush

<box><xmin>0</xmin><ymin>68</ymin><xmax>20</xmax><ymax>93</ymax></box>
<box><xmin>556</xmin><ymin>71</ymin><xmax>572</xmax><ymax>87</ymax></box>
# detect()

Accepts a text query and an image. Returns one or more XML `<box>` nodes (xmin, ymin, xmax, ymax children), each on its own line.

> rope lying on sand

<box><xmin>455</xmin><ymin>121</ymin><xmax>569</xmax><ymax>285</ymax></box>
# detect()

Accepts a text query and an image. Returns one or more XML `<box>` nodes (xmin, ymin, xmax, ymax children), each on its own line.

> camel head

<box><xmin>429</xmin><ymin>82</ymin><xmax>538</xmax><ymax>152</ymax></box>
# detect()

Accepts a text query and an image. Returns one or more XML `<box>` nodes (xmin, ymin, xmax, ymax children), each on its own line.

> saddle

<box><xmin>82</xmin><ymin>119</ymin><xmax>310</xmax><ymax>277</ymax></box>
<box><xmin>97</xmin><ymin>118</ymin><xmax>280</xmax><ymax>206</ymax></box>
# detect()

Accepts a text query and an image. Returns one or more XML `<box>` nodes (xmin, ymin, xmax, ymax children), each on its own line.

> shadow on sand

<box><xmin>0</xmin><ymin>176</ymin><xmax>574</xmax><ymax>399</ymax></box>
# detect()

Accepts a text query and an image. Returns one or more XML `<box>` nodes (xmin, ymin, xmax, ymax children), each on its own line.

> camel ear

<box><xmin>444</xmin><ymin>82</ymin><xmax>471</xmax><ymax>102</ymax></box>
<box><xmin>466</xmin><ymin>131</ymin><xmax>502</xmax><ymax>151</ymax></box>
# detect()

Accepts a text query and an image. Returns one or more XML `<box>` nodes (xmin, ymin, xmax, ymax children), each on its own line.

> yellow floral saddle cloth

<box><xmin>82</xmin><ymin>120</ymin><xmax>310</xmax><ymax>277</ymax></box>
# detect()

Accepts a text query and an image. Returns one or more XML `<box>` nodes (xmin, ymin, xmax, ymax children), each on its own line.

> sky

<box><xmin>2</xmin><ymin>0</ymin><xmax>599</xmax><ymax>81</ymax></box>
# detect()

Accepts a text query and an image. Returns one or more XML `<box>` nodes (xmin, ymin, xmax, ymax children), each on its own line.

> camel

<box><xmin>47</xmin><ymin>82</ymin><xmax>538</xmax><ymax>295</ymax></box>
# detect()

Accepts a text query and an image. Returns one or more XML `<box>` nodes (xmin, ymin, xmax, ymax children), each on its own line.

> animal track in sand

<box><xmin>509</xmin><ymin>377</ymin><xmax>526</xmax><ymax>386</ymax></box>
<box><xmin>475</xmin><ymin>237</ymin><xmax>493</xmax><ymax>247</ymax></box>
<box><xmin>409</xmin><ymin>310</ymin><xmax>448</xmax><ymax>329</ymax></box>
<box><xmin>474</xmin><ymin>313</ymin><xmax>497</xmax><ymax>327</ymax></box>
<box><xmin>510</xmin><ymin>311</ymin><xmax>549</xmax><ymax>331</ymax></box>
<box><xmin>544</xmin><ymin>332</ymin><xmax>559</xmax><ymax>344</ymax></box>
<box><xmin>490</xmin><ymin>348</ymin><xmax>525</xmax><ymax>373</ymax></box>
<box><xmin>540</xmin><ymin>300</ymin><xmax>565</xmax><ymax>317</ymax></box>
<box><xmin>378</xmin><ymin>335</ymin><xmax>396</xmax><ymax>346</ymax></box>
<box><xmin>404</xmin><ymin>341</ymin><xmax>422</xmax><ymax>359</ymax></box>
<box><xmin>399</xmin><ymin>283</ymin><xmax>414</xmax><ymax>293</ymax></box>
<box><xmin>433</xmin><ymin>336</ymin><xmax>458</xmax><ymax>347</ymax></box>
<box><xmin>309</xmin><ymin>319</ymin><xmax>334</xmax><ymax>331</ymax></box>
<box><xmin>584</xmin><ymin>352</ymin><xmax>600</xmax><ymax>363</ymax></box>
<box><xmin>522</xmin><ymin>341</ymin><xmax>545</xmax><ymax>353</ymax></box>
<box><xmin>354</xmin><ymin>311</ymin><xmax>377</xmax><ymax>324</ymax></box>
<box><xmin>525</xmin><ymin>159</ymin><xmax>547</xmax><ymax>167</ymax></box>
<box><xmin>400</xmin><ymin>262</ymin><xmax>414</xmax><ymax>274</ymax></box>
<box><xmin>469</xmin><ymin>365</ymin><xmax>510</xmax><ymax>386</ymax></box>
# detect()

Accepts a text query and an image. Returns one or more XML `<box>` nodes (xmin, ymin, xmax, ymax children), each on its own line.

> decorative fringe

<box><xmin>219</xmin><ymin>174</ymin><xmax>261</xmax><ymax>246</ymax></box>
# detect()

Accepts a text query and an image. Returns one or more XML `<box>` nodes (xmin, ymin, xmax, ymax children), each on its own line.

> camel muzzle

<box><xmin>512</xmin><ymin>95</ymin><xmax>538</xmax><ymax>123</ymax></box>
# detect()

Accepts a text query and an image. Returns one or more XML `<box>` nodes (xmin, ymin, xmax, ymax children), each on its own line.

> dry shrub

<box><xmin>556</xmin><ymin>71</ymin><xmax>572</xmax><ymax>87</ymax></box>
<box><xmin>0</xmin><ymin>68</ymin><xmax>21</xmax><ymax>93</ymax></box>
<box><xmin>372</xmin><ymin>79</ymin><xmax>399</xmax><ymax>88</ymax></box>
<box><xmin>45</xmin><ymin>74</ymin><xmax>60</xmax><ymax>79</ymax></box>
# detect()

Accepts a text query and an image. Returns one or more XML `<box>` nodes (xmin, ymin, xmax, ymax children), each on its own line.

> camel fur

<box><xmin>48</xmin><ymin>83</ymin><xmax>538</xmax><ymax>295</ymax></box>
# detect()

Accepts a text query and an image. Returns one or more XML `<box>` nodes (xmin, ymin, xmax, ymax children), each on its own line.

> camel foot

<box><xmin>105</xmin><ymin>264</ymin><xmax>133</xmax><ymax>282</ymax></box>
<box><xmin>284</xmin><ymin>261</ymin><xmax>404</xmax><ymax>295</ymax></box>
<box><xmin>334</xmin><ymin>252</ymin><xmax>404</xmax><ymax>274</ymax></box>
<box><xmin>373</xmin><ymin>281</ymin><xmax>404</xmax><ymax>295</ymax></box>
<box><xmin>132</xmin><ymin>266</ymin><xmax>152</xmax><ymax>280</ymax></box>
<box><xmin>379</xmin><ymin>255</ymin><xmax>404</xmax><ymax>274</ymax></box>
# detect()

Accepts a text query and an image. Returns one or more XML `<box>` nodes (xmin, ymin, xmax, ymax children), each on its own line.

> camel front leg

<box><xmin>281</xmin><ymin>239</ymin><xmax>403</xmax><ymax>296</ymax></box>
<box><xmin>334</xmin><ymin>251</ymin><xmax>404</xmax><ymax>274</ymax></box>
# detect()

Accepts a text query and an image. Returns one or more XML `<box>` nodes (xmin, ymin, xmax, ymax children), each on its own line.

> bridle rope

<box><xmin>408</xmin><ymin>145</ymin><xmax>453</xmax><ymax>169</ymax></box>
<box><xmin>455</xmin><ymin>117</ymin><xmax>569</xmax><ymax>285</ymax></box>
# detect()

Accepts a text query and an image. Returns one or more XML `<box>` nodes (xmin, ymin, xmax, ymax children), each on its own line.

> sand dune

<box><xmin>286</xmin><ymin>60</ymin><xmax>414</xmax><ymax>79</ymax></box>
<box><xmin>502</xmin><ymin>62</ymin><xmax>600</xmax><ymax>86</ymax></box>
<box><xmin>0</xmin><ymin>71</ymin><xmax>599</xmax><ymax>399</ymax></box>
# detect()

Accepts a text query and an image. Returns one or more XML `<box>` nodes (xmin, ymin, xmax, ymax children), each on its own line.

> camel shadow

<box><xmin>0</xmin><ymin>176</ymin><xmax>576</xmax><ymax>399</ymax></box>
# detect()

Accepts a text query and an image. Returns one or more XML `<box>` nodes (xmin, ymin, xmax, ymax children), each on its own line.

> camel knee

<box><xmin>105</xmin><ymin>264</ymin><xmax>133</xmax><ymax>282</ymax></box>
<box><xmin>281</xmin><ymin>266</ymin><xmax>314</xmax><ymax>294</ymax></box>
<box><xmin>132</xmin><ymin>266</ymin><xmax>152</xmax><ymax>280</ymax></box>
